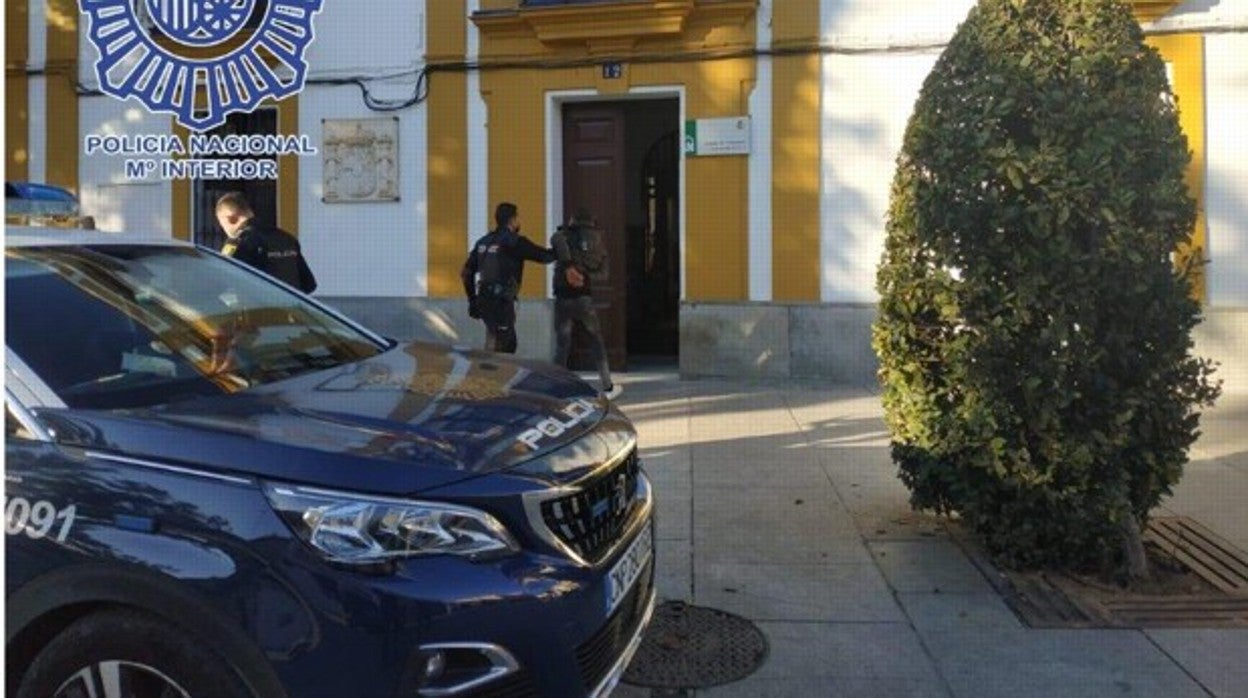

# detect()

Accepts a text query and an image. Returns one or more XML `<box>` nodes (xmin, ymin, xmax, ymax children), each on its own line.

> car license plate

<box><xmin>606</xmin><ymin>524</ymin><xmax>653</xmax><ymax>616</ymax></box>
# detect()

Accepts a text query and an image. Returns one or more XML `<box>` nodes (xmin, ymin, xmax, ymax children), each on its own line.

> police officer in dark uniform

<box><xmin>216</xmin><ymin>192</ymin><xmax>318</xmax><ymax>294</ymax></box>
<box><xmin>461</xmin><ymin>202</ymin><xmax>555</xmax><ymax>353</ymax></box>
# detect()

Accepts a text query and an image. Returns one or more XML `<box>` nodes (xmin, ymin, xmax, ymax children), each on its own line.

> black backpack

<box><xmin>568</xmin><ymin>224</ymin><xmax>608</xmax><ymax>281</ymax></box>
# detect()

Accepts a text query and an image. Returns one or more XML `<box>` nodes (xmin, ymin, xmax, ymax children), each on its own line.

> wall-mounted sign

<box><xmin>322</xmin><ymin>117</ymin><xmax>400</xmax><ymax>203</ymax></box>
<box><xmin>683</xmin><ymin>117</ymin><xmax>751</xmax><ymax>156</ymax></box>
<box><xmin>602</xmin><ymin>62</ymin><xmax>624</xmax><ymax>79</ymax></box>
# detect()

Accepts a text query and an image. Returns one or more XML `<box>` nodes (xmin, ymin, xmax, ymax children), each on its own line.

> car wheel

<box><xmin>17</xmin><ymin>609</ymin><xmax>253</xmax><ymax>698</ymax></box>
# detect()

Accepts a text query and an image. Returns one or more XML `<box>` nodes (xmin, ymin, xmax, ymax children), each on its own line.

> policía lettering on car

<box><xmin>517</xmin><ymin>398</ymin><xmax>598</xmax><ymax>451</ymax></box>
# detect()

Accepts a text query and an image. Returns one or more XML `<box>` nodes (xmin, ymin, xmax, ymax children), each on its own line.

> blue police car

<box><xmin>5</xmin><ymin>228</ymin><xmax>655</xmax><ymax>697</ymax></box>
<box><xmin>5</xmin><ymin>182</ymin><xmax>81</xmax><ymax>222</ymax></box>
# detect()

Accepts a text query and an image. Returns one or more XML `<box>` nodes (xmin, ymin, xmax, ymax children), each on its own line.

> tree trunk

<box><xmin>1121</xmin><ymin>514</ymin><xmax>1151</xmax><ymax>583</ymax></box>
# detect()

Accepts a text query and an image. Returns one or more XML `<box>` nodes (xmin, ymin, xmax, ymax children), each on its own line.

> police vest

<box><xmin>476</xmin><ymin>231</ymin><xmax>521</xmax><ymax>298</ymax></box>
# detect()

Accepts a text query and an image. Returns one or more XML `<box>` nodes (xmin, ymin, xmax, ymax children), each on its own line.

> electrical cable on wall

<box><xmin>51</xmin><ymin>19</ymin><xmax>1248</xmax><ymax>112</ymax></box>
<box><xmin>303</xmin><ymin>67</ymin><xmax>431</xmax><ymax>111</ymax></box>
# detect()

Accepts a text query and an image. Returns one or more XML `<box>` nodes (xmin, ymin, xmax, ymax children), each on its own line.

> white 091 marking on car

<box><xmin>517</xmin><ymin>398</ymin><xmax>599</xmax><ymax>451</ymax></box>
<box><xmin>4</xmin><ymin>497</ymin><xmax>77</xmax><ymax>543</ymax></box>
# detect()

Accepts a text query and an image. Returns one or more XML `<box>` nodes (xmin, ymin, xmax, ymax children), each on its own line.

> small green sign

<box><xmin>684</xmin><ymin>117</ymin><xmax>750</xmax><ymax>157</ymax></box>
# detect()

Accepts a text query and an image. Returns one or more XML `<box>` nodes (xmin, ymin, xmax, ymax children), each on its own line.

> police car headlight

<box><xmin>263</xmin><ymin>484</ymin><xmax>519</xmax><ymax>564</ymax></box>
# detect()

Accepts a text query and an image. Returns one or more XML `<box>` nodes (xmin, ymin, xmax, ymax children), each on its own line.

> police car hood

<box><xmin>43</xmin><ymin>343</ymin><xmax>615</xmax><ymax>494</ymax></box>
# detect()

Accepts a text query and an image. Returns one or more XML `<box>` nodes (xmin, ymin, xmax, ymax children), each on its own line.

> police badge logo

<box><xmin>80</xmin><ymin>0</ymin><xmax>323</xmax><ymax>132</ymax></box>
<box><xmin>144</xmin><ymin>0</ymin><xmax>254</xmax><ymax>46</ymax></box>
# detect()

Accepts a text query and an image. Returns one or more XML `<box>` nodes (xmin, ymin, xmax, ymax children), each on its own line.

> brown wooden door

<box><xmin>563</xmin><ymin>104</ymin><xmax>627</xmax><ymax>371</ymax></box>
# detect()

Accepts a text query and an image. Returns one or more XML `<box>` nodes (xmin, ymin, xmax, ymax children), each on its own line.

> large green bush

<box><xmin>874</xmin><ymin>0</ymin><xmax>1220</xmax><ymax>572</ymax></box>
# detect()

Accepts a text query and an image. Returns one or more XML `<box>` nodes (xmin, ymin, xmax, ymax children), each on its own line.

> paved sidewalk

<box><xmin>609</xmin><ymin>372</ymin><xmax>1248</xmax><ymax>698</ymax></box>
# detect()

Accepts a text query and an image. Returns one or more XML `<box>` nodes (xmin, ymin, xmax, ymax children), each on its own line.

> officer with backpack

<box><xmin>552</xmin><ymin>207</ymin><xmax>619</xmax><ymax>399</ymax></box>
<box><xmin>461</xmin><ymin>202</ymin><xmax>556</xmax><ymax>354</ymax></box>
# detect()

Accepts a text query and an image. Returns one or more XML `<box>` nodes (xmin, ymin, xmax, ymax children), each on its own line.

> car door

<box><xmin>4</xmin><ymin>387</ymin><xmax>81</xmax><ymax>592</ymax></box>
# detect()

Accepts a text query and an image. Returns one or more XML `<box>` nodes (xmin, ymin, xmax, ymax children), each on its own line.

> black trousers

<box><xmin>479</xmin><ymin>295</ymin><xmax>517</xmax><ymax>353</ymax></box>
<box><xmin>554</xmin><ymin>296</ymin><xmax>612</xmax><ymax>389</ymax></box>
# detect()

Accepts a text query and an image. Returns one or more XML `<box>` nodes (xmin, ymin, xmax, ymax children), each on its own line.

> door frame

<box><xmin>186</xmin><ymin>105</ymin><xmax>281</xmax><ymax>248</ymax></box>
<box><xmin>544</xmin><ymin>86</ymin><xmax>686</xmax><ymax>302</ymax></box>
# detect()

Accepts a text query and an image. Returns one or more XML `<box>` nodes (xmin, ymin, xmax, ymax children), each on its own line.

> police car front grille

<box><xmin>540</xmin><ymin>450</ymin><xmax>640</xmax><ymax>564</ymax></box>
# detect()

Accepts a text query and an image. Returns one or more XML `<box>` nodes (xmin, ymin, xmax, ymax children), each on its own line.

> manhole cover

<box><xmin>622</xmin><ymin>602</ymin><xmax>768</xmax><ymax>689</ymax></box>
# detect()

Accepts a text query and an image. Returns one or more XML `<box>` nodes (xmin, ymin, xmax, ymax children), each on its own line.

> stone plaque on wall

<box><xmin>322</xmin><ymin>117</ymin><xmax>400</xmax><ymax>203</ymax></box>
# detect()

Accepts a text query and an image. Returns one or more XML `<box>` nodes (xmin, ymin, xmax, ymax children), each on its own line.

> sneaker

<box><xmin>602</xmin><ymin>383</ymin><xmax>623</xmax><ymax>401</ymax></box>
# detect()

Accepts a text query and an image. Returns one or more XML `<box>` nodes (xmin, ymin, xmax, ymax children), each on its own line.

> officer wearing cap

<box><xmin>461</xmin><ymin>202</ymin><xmax>555</xmax><ymax>353</ymax></box>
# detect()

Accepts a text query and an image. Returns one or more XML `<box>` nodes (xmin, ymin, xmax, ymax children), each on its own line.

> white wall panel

<box><xmin>1205</xmin><ymin>33</ymin><xmax>1248</xmax><ymax>307</ymax></box>
<box><xmin>748</xmin><ymin>0</ymin><xmax>773</xmax><ymax>302</ymax></box>
<box><xmin>821</xmin><ymin>0</ymin><xmax>975</xmax><ymax>46</ymax></box>
<box><xmin>298</xmin><ymin>85</ymin><xmax>427</xmax><ymax>297</ymax></box>
<box><xmin>1151</xmin><ymin>0</ymin><xmax>1248</xmax><ymax>32</ymax></box>
<box><xmin>820</xmin><ymin>52</ymin><xmax>937</xmax><ymax>303</ymax></box>
<box><xmin>77</xmin><ymin>99</ymin><xmax>173</xmax><ymax>236</ymax></box>
<box><xmin>467</xmin><ymin>0</ymin><xmax>488</xmax><ymax>252</ymax></box>
<box><xmin>304</xmin><ymin>0</ymin><xmax>424</xmax><ymax>78</ymax></box>
<box><xmin>27</xmin><ymin>76</ymin><xmax>46</xmax><ymax>184</ymax></box>
<box><xmin>28</xmin><ymin>0</ymin><xmax>46</xmax><ymax>68</ymax></box>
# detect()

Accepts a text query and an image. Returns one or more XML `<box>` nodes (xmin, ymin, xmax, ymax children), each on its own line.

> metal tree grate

<box><xmin>622</xmin><ymin>602</ymin><xmax>769</xmax><ymax>689</ymax></box>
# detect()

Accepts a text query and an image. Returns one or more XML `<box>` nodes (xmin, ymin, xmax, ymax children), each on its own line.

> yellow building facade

<box><xmin>420</xmin><ymin>0</ymin><xmax>902</xmax><ymax>305</ymax></box>
<box><xmin>7</xmin><ymin>0</ymin><xmax>1243</xmax><ymax>387</ymax></box>
<box><xmin>411</xmin><ymin>0</ymin><xmax>1219</xmax><ymax>378</ymax></box>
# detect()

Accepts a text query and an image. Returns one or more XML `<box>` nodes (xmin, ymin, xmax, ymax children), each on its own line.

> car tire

<box><xmin>17</xmin><ymin>608</ymin><xmax>254</xmax><ymax>698</ymax></box>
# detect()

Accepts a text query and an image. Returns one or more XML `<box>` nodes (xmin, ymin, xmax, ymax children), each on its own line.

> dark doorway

<box><xmin>628</xmin><ymin>128</ymin><xmax>681</xmax><ymax>358</ymax></box>
<box><xmin>192</xmin><ymin>108</ymin><xmax>278</xmax><ymax>250</ymax></box>
<box><xmin>561</xmin><ymin>98</ymin><xmax>680</xmax><ymax>372</ymax></box>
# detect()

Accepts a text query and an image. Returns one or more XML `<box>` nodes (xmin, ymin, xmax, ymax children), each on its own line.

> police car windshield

<box><xmin>6</xmin><ymin>244</ymin><xmax>386</xmax><ymax>410</ymax></box>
